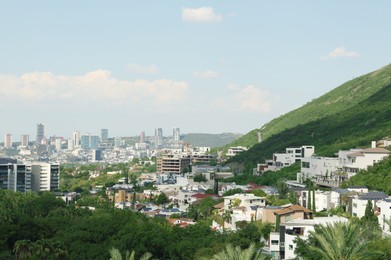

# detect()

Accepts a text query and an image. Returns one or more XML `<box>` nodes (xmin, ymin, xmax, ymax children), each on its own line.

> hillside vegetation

<box><xmin>344</xmin><ymin>156</ymin><xmax>391</xmax><ymax>194</ymax></box>
<box><xmin>226</xmin><ymin>64</ymin><xmax>391</xmax><ymax>172</ymax></box>
<box><xmin>182</xmin><ymin>133</ymin><xmax>242</xmax><ymax>148</ymax></box>
<box><xmin>223</xmin><ymin>64</ymin><xmax>391</xmax><ymax>151</ymax></box>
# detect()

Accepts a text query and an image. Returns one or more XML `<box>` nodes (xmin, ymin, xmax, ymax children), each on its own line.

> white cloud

<box><xmin>182</xmin><ymin>7</ymin><xmax>223</xmax><ymax>23</ymax></box>
<box><xmin>193</xmin><ymin>70</ymin><xmax>219</xmax><ymax>78</ymax></box>
<box><xmin>0</xmin><ymin>70</ymin><xmax>188</xmax><ymax>107</ymax></box>
<box><xmin>128</xmin><ymin>64</ymin><xmax>158</xmax><ymax>75</ymax></box>
<box><xmin>320</xmin><ymin>47</ymin><xmax>360</xmax><ymax>61</ymax></box>
<box><xmin>216</xmin><ymin>85</ymin><xmax>274</xmax><ymax>113</ymax></box>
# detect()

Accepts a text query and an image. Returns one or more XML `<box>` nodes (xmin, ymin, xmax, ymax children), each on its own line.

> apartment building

<box><xmin>156</xmin><ymin>155</ymin><xmax>191</xmax><ymax>174</ymax></box>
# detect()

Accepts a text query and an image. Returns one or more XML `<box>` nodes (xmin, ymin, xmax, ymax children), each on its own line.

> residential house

<box><xmin>269</xmin><ymin>216</ymin><xmax>348</xmax><ymax>259</ymax></box>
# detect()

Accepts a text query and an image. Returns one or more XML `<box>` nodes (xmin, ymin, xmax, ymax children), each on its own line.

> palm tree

<box><xmin>296</xmin><ymin>221</ymin><xmax>381</xmax><ymax>260</ymax></box>
<box><xmin>14</xmin><ymin>240</ymin><xmax>34</xmax><ymax>260</ymax></box>
<box><xmin>109</xmin><ymin>247</ymin><xmax>152</xmax><ymax>260</ymax></box>
<box><xmin>200</xmin><ymin>243</ymin><xmax>269</xmax><ymax>260</ymax></box>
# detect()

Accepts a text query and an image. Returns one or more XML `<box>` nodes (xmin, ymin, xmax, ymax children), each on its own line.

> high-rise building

<box><xmin>30</xmin><ymin>163</ymin><xmax>60</xmax><ymax>192</ymax></box>
<box><xmin>81</xmin><ymin>134</ymin><xmax>100</xmax><ymax>150</ymax></box>
<box><xmin>140</xmin><ymin>131</ymin><xmax>145</xmax><ymax>143</ymax></box>
<box><xmin>55</xmin><ymin>139</ymin><xmax>62</xmax><ymax>152</ymax></box>
<box><xmin>101</xmin><ymin>129</ymin><xmax>108</xmax><ymax>143</ymax></box>
<box><xmin>0</xmin><ymin>162</ymin><xmax>59</xmax><ymax>192</ymax></box>
<box><xmin>155</xmin><ymin>128</ymin><xmax>163</xmax><ymax>147</ymax></box>
<box><xmin>92</xmin><ymin>149</ymin><xmax>102</xmax><ymax>161</ymax></box>
<box><xmin>4</xmin><ymin>134</ymin><xmax>12</xmax><ymax>148</ymax></box>
<box><xmin>36</xmin><ymin>123</ymin><xmax>46</xmax><ymax>145</ymax></box>
<box><xmin>173</xmin><ymin>127</ymin><xmax>180</xmax><ymax>142</ymax></box>
<box><xmin>0</xmin><ymin>163</ymin><xmax>30</xmax><ymax>192</ymax></box>
<box><xmin>72</xmin><ymin>131</ymin><xmax>80</xmax><ymax>149</ymax></box>
<box><xmin>20</xmin><ymin>134</ymin><xmax>29</xmax><ymax>147</ymax></box>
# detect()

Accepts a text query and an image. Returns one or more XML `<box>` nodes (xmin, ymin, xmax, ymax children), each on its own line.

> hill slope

<box><xmin>223</xmin><ymin>64</ymin><xmax>391</xmax><ymax>151</ymax></box>
<box><xmin>182</xmin><ymin>133</ymin><xmax>242</xmax><ymax>148</ymax></box>
<box><xmin>226</xmin><ymin>64</ymin><xmax>391</xmax><ymax>171</ymax></box>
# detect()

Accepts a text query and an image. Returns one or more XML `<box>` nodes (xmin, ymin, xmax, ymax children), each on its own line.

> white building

<box><xmin>226</xmin><ymin>146</ymin><xmax>248</xmax><ymax>157</ymax></box>
<box><xmin>20</xmin><ymin>134</ymin><xmax>29</xmax><ymax>147</ymax></box>
<box><xmin>4</xmin><ymin>134</ymin><xmax>12</xmax><ymax>148</ymax></box>
<box><xmin>338</xmin><ymin>147</ymin><xmax>390</xmax><ymax>177</ymax></box>
<box><xmin>300</xmin><ymin>157</ymin><xmax>339</xmax><ymax>181</ymax></box>
<box><xmin>223</xmin><ymin>193</ymin><xmax>266</xmax><ymax>230</ymax></box>
<box><xmin>269</xmin><ymin>216</ymin><xmax>348</xmax><ymax>260</ymax></box>
<box><xmin>378</xmin><ymin>198</ymin><xmax>391</xmax><ymax>235</ymax></box>
<box><xmin>349</xmin><ymin>191</ymin><xmax>388</xmax><ymax>218</ymax></box>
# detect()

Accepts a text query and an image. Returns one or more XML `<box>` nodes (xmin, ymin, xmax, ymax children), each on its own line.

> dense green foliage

<box><xmin>223</xmin><ymin>64</ymin><xmax>391</xmax><ymax>150</ymax></box>
<box><xmin>295</xmin><ymin>221</ymin><xmax>388</xmax><ymax>259</ymax></box>
<box><xmin>0</xmin><ymin>190</ymin><xmax>265</xmax><ymax>260</ymax></box>
<box><xmin>344</xmin><ymin>156</ymin><xmax>391</xmax><ymax>194</ymax></box>
<box><xmin>227</xmin><ymin>80</ymin><xmax>391</xmax><ymax>171</ymax></box>
<box><xmin>221</xmin><ymin>162</ymin><xmax>300</xmax><ymax>186</ymax></box>
<box><xmin>182</xmin><ymin>133</ymin><xmax>242</xmax><ymax>148</ymax></box>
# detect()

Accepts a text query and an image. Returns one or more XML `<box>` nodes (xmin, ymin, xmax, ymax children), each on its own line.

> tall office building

<box><xmin>30</xmin><ymin>163</ymin><xmax>60</xmax><ymax>192</ymax></box>
<box><xmin>101</xmin><ymin>129</ymin><xmax>108</xmax><ymax>143</ymax></box>
<box><xmin>4</xmin><ymin>134</ymin><xmax>12</xmax><ymax>148</ymax></box>
<box><xmin>36</xmin><ymin>123</ymin><xmax>46</xmax><ymax>145</ymax></box>
<box><xmin>81</xmin><ymin>134</ymin><xmax>100</xmax><ymax>149</ymax></box>
<box><xmin>72</xmin><ymin>131</ymin><xmax>80</xmax><ymax>148</ymax></box>
<box><xmin>155</xmin><ymin>128</ymin><xmax>163</xmax><ymax>147</ymax></box>
<box><xmin>0</xmin><ymin>163</ymin><xmax>30</xmax><ymax>192</ymax></box>
<box><xmin>0</xmin><ymin>162</ymin><xmax>59</xmax><ymax>192</ymax></box>
<box><xmin>173</xmin><ymin>127</ymin><xmax>180</xmax><ymax>142</ymax></box>
<box><xmin>20</xmin><ymin>134</ymin><xmax>29</xmax><ymax>147</ymax></box>
<box><xmin>55</xmin><ymin>139</ymin><xmax>62</xmax><ymax>152</ymax></box>
<box><xmin>140</xmin><ymin>131</ymin><xmax>145</xmax><ymax>143</ymax></box>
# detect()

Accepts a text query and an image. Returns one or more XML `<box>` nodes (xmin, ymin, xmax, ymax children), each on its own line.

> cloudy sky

<box><xmin>1</xmin><ymin>1</ymin><xmax>390</xmax><ymax>140</ymax></box>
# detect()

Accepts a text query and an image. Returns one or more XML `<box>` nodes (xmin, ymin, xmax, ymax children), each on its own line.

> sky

<box><xmin>1</xmin><ymin>1</ymin><xmax>391</xmax><ymax>140</ymax></box>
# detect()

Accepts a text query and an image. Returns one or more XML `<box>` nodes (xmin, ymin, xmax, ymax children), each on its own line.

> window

<box><xmin>289</xmin><ymin>245</ymin><xmax>293</xmax><ymax>250</ymax></box>
<box><xmin>353</xmin><ymin>203</ymin><xmax>357</xmax><ymax>208</ymax></box>
<box><xmin>271</xmin><ymin>240</ymin><xmax>279</xmax><ymax>245</ymax></box>
<box><xmin>285</xmin><ymin>215</ymin><xmax>291</xmax><ymax>222</ymax></box>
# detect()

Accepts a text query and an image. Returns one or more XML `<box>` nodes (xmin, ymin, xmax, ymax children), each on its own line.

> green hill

<box><xmin>226</xmin><ymin>64</ymin><xmax>391</xmax><ymax>171</ymax></box>
<box><xmin>223</xmin><ymin>64</ymin><xmax>391</xmax><ymax>151</ymax></box>
<box><xmin>182</xmin><ymin>133</ymin><xmax>242</xmax><ymax>148</ymax></box>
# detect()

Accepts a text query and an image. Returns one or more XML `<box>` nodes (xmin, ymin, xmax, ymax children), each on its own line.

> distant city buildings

<box><xmin>101</xmin><ymin>129</ymin><xmax>108</xmax><ymax>143</ymax></box>
<box><xmin>4</xmin><ymin>134</ymin><xmax>12</xmax><ymax>148</ymax></box>
<box><xmin>173</xmin><ymin>127</ymin><xmax>180</xmax><ymax>142</ymax></box>
<box><xmin>20</xmin><ymin>134</ymin><xmax>29</xmax><ymax>147</ymax></box>
<box><xmin>36</xmin><ymin>123</ymin><xmax>46</xmax><ymax>145</ymax></box>
<box><xmin>81</xmin><ymin>134</ymin><xmax>100</xmax><ymax>150</ymax></box>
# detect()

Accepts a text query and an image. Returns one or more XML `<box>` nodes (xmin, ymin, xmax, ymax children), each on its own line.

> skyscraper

<box><xmin>101</xmin><ymin>129</ymin><xmax>108</xmax><ymax>143</ymax></box>
<box><xmin>4</xmin><ymin>134</ymin><xmax>12</xmax><ymax>148</ymax></box>
<box><xmin>140</xmin><ymin>131</ymin><xmax>145</xmax><ymax>143</ymax></box>
<box><xmin>155</xmin><ymin>128</ymin><xmax>163</xmax><ymax>146</ymax></box>
<box><xmin>80</xmin><ymin>134</ymin><xmax>100</xmax><ymax>149</ymax></box>
<box><xmin>173</xmin><ymin>127</ymin><xmax>180</xmax><ymax>142</ymax></box>
<box><xmin>72</xmin><ymin>131</ymin><xmax>80</xmax><ymax>148</ymax></box>
<box><xmin>20</xmin><ymin>134</ymin><xmax>29</xmax><ymax>147</ymax></box>
<box><xmin>36</xmin><ymin>123</ymin><xmax>46</xmax><ymax>145</ymax></box>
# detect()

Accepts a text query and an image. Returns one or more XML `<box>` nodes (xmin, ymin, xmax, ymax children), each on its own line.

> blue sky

<box><xmin>1</xmin><ymin>1</ymin><xmax>390</xmax><ymax>140</ymax></box>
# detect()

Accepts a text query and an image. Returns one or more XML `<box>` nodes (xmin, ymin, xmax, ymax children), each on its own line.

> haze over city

<box><xmin>1</xmin><ymin>1</ymin><xmax>390</xmax><ymax>139</ymax></box>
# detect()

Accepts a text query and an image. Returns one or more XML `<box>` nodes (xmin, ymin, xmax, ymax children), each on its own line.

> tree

<box><xmin>276</xmin><ymin>179</ymin><xmax>289</xmax><ymax>199</ymax></box>
<box><xmin>155</xmin><ymin>192</ymin><xmax>169</xmax><ymax>206</ymax></box>
<box><xmin>295</xmin><ymin>221</ymin><xmax>381</xmax><ymax>260</ymax></box>
<box><xmin>194</xmin><ymin>174</ymin><xmax>207</xmax><ymax>182</ymax></box>
<box><xmin>109</xmin><ymin>247</ymin><xmax>152</xmax><ymax>260</ymax></box>
<box><xmin>199</xmin><ymin>243</ymin><xmax>269</xmax><ymax>260</ymax></box>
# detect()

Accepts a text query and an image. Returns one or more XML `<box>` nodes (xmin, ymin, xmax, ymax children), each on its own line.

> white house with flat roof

<box><xmin>269</xmin><ymin>216</ymin><xmax>349</xmax><ymax>260</ymax></box>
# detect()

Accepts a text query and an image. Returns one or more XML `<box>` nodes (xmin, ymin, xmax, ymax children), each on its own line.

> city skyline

<box><xmin>1</xmin><ymin>2</ymin><xmax>391</xmax><ymax>138</ymax></box>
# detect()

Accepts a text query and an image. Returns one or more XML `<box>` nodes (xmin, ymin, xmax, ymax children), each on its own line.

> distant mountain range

<box><xmin>226</xmin><ymin>64</ymin><xmax>391</xmax><ymax>170</ymax></box>
<box><xmin>182</xmin><ymin>133</ymin><xmax>242</xmax><ymax>148</ymax></box>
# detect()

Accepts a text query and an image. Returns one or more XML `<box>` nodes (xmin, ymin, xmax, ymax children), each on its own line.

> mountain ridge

<box><xmin>225</xmin><ymin>64</ymin><xmax>391</xmax><ymax>171</ymax></box>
